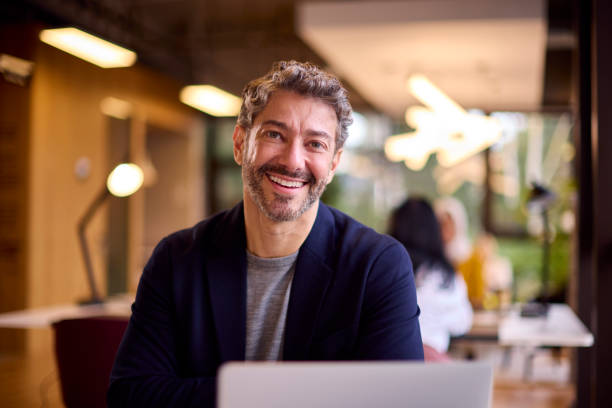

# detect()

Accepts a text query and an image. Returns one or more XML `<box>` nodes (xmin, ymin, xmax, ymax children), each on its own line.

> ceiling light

<box><xmin>180</xmin><ymin>85</ymin><xmax>242</xmax><ymax>117</ymax></box>
<box><xmin>407</xmin><ymin>75</ymin><xmax>465</xmax><ymax>119</ymax></box>
<box><xmin>404</xmin><ymin>106</ymin><xmax>435</xmax><ymax>130</ymax></box>
<box><xmin>437</xmin><ymin>115</ymin><xmax>502</xmax><ymax>167</ymax></box>
<box><xmin>384</xmin><ymin>132</ymin><xmax>436</xmax><ymax>171</ymax></box>
<box><xmin>39</xmin><ymin>28</ymin><xmax>137</xmax><ymax>68</ymax></box>
<box><xmin>386</xmin><ymin>75</ymin><xmax>503</xmax><ymax>169</ymax></box>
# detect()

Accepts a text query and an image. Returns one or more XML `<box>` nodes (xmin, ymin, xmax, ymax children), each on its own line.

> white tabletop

<box><xmin>0</xmin><ymin>294</ymin><xmax>132</xmax><ymax>328</ymax></box>
<box><xmin>499</xmin><ymin>303</ymin><xmax>594</xmax><ymax>347</ymax></box>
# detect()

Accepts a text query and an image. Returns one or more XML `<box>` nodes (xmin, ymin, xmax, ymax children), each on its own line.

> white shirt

<box><xmin>415</xmin><ymin>264</ymin><xmax>473</xmax><ymax>353</ymax></box>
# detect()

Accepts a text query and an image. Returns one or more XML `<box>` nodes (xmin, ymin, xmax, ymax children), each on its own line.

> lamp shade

<box><xmin>106</xmin><ymin>163</ymin><xmax>144</xmax><ymax>197</ymax></box>
<box><xmin>526</xmin><ymin>182</ymin><xmax>556</xmax><ymax>210</ymax></box>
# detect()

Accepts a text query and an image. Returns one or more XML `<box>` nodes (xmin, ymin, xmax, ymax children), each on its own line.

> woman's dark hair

<box><xmin>388</xmin><ymin>197</ymin><xmax>455</xmax><ymax>285</ymax></box>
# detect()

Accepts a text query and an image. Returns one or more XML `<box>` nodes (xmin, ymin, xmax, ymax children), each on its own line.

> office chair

<box><xmin>53</xmin><ymin>316</ymin><xmax>128</xmax><ymax>408</ymax></box>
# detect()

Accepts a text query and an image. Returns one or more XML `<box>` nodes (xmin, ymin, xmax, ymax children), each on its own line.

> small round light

<box><xmin>106</xmin><ymin>163</ymin><xmax>144</xmax><ymax>197</ymax></box>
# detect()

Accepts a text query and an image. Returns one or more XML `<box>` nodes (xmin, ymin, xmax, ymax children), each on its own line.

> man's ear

<box><xmin>233</xmin><ymin>125</ymin><xmax>246</xmax><ymax>165</ymax></box>
<box><xmin>326</xmin><ymin>148</ymin><xmax>343</xmax><ymax>185</ymax></box>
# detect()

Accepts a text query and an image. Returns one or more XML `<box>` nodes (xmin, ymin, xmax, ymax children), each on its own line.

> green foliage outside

<box><xmin>498</xmin><ymin>233</ymin><xmax>571</xmax><ymax>302</ymax></box>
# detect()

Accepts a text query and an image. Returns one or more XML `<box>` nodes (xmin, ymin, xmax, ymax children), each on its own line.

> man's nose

<box><xmin>278</xmin><ymin>139</ymin><xmax>305</xmax><ymax>172</ymax></box>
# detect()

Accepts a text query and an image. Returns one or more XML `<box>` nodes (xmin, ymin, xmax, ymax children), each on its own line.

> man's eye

<box><xmin>309</xmin><ymin>141</ymin><xmax>325</xmax><ymax>150</ymax></box>
<box><xmin>266</xmin><ymin>131</ymin><xmax>282</xmax><ymax>139</ymax></box>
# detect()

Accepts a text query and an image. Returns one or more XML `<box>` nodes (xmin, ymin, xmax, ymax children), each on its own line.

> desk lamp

<box><xmin>77</xmin><ymin>163</ymin><xmax>144</xmax><ymax>304</ymax></box>
<box><xmin>521</xmin><ymin>182</ymin><xmax>556</xmax><ymax>317</ymax></box>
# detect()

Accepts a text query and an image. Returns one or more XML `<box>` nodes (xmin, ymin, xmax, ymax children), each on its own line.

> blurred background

<box><xmin>1</xmin><ymin>0</ymin><xmax>610</xmax><ymax>407</ymax></box>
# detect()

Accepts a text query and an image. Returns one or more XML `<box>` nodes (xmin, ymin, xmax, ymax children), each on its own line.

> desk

<box><xmin>0</xmin><ymin>294</ymin><xmax>132</xmax><ymax>328</ymax></box>
<box><xmin>498</xmin><ymin>303</ymin><xmax>593</xmax><ymax>379</ymax></box>
<box><xmin>464</xmin><ymin>309</ymin><xmax>501</xmax><ymax>341</ymax></box>
<box><xmin>499</xmin><ymin>303</ymin><xmax>593</xmax><ymax>347</ymax></box>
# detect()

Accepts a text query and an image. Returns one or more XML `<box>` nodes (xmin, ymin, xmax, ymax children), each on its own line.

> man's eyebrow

<box><xmin>261</xmin><ymin>119</ymin><xmax>288</xmax><ymax>130</ymax></box>
<box><xmin>261</xmin><ymin>119</ymin><xmax>332</xmax><ymax>140</ymax></box>
<box><xmin>305</xmin><ymin>129</ymin><xmax>332</xmax><ymax>140</ymax></box>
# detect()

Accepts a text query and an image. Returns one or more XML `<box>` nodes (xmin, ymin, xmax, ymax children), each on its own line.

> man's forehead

<box><xmin>252</xmin><ymin>91</ymin><xmax>337</xmax><ymax>127</ymax></box>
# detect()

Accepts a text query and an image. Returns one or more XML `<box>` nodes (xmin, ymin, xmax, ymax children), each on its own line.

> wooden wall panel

<box><xmin>7</xmin><ymin>24</ymin><xmax>206</xmax><ymax>353</ymax></box>
<box><xmin>0</xmin><ymin>24</ymin><xmax>38</xmax><ymax>354</ymax></box>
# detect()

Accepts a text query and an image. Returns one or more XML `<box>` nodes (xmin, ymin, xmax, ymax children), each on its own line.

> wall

<box><xmin>0</xmin><ymin>23</ymin><xmax>39</xmax><ymax>353</ymax></box>
<box><xmin>6</xmin><ymin>25</ymin><xmax>205</xmax><ymax>353</ymax></box>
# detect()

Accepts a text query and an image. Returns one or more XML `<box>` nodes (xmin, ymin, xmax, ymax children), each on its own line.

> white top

<box><xmin>499</xmin><ymin>303</ymin><xmax>594</xmax><ymax>347</ymax></box>
<box><xmin>415</xmin><ymin>264</ymin><xmax>473</xmax><ymax>352</ymax></box>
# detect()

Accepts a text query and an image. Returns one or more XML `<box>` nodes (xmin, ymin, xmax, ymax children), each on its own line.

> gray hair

<box><xmin>237</xmin><ymin>60</ymin><xmax>353</xmax><ymax>151</ymax></box>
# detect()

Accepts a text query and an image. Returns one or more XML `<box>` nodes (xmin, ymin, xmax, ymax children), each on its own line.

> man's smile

<box><xmin>267</xmin><ymin>173</ymin><xmax>308</xmax><ymax>189</ymax></box>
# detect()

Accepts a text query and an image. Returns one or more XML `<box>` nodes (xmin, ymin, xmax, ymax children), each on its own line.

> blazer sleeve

<box><xmin>354</xmin><ymin>242</ymin><xmax>424</xmax><ymax>360</ymax></box>
<box><xmin>107</xmin><ymin>238</ymin><xmax>216</xmax><ymax>408</ymax></box>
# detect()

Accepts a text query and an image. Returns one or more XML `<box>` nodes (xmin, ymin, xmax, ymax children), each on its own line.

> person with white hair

<box><xmin>434</xmin><ymin>197</ymin><xmax>512</xmax><ymax>309</ymax></box>
<box><xmin>435</xmin><ymin>197</ymin><xmax>485</xmax><ymax>308</ymax></box>
<box><xmin>434</xmin><ymin>197</ymin><xmax>472</xmax><ymax>265</ymax></box>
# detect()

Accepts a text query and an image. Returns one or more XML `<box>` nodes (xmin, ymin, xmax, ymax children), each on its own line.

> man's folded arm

<box><xmin>107</xmin><ymin>238</ymin><xmax>216</xmax><ymax>408</ymax></box>
<box><xmin>354</xmin><ymin>243</ymin><xmax>424</xmax><ymax>360</ymax></box>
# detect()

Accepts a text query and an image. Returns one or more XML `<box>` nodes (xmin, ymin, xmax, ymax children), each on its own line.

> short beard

<box><xmin>243</xmin><ymin>161</ymin><xmax>328</xmax><ymax>222</ymax></box>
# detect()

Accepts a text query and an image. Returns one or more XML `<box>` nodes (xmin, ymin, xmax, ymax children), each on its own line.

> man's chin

<box><xmin>262</xmin><ymin>204</ymin><xmax>302</xmax><ymax>223</ymax></box>
<box><xmin>261</xmin><ymin>198</ymin><xmax>318</xmax><ymax>223</ymax></box>
<box><xmin>244</xmin><ymin>178</ymin><xmax>322</xmax><ymax>223</ymax></box>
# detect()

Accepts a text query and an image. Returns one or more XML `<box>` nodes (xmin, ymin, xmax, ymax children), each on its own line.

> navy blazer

<box><xmin>108</xmin><ymin>202</ymin><xmax>423</xmax><ymax>407</ymax></box>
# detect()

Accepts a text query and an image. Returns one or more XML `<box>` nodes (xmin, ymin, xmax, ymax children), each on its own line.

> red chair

<box><xmin>53</xmin><ymin>316</ymin><xmax>128</xmax><ymax>408</ymax></box>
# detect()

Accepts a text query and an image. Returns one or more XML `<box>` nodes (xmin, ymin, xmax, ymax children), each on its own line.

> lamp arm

<box><xmin>77</xmin><ymin>187</ymin><xmax>111</xmax><ymax>304</ymax></box>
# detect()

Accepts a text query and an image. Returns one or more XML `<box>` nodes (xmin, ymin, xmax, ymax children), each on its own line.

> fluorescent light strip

<box><xmin>180</xmin><ymin>85</ymin><xmax>242</xmax><ymax>117</ymax></box>
<box><xmin>39</xmin><ymin>28</ymin><xmax>137</xmax><ymax>68</ymax></box>
<box><xmin>407</xmin><ymin>75</ymin><xmax>465</xmax><ymax>119</ymax></box>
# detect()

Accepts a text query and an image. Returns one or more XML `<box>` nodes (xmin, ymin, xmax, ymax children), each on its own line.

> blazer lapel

<box><xmin>206</xmin><ymin>203</ymin><xmax>247</xmax><ymax>362</ymax></box>
<box><xmin>283</xmin><ymin>203</ymin><xmax>336</xmax><ymax>360</ymax></box>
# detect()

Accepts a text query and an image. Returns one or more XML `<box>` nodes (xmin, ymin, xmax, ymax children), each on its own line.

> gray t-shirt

<box><xmin>245</xmin><ymin>250</ymin><xmax>298</xmax><ymax>361</ymax></box>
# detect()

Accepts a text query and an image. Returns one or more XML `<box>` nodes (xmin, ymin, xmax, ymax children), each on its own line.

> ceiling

<box><xmin>298</xmin><ymin>0</ymin><xmax>547</xmax><ymax>118</ymax></box>
<box><xmin>5</xmin><ymin>0</ymin><xmax>575</xmax><ymax>118</ymax></box>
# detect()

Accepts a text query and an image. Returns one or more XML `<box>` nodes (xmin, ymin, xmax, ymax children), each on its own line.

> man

<box><xmin>108</xmin><ymin>61</ymin><xmax>423</xmax><ymax>407</ymax></box>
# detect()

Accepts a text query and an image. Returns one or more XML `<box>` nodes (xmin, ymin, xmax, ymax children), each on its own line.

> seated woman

<box><xmin>389</xmin><ymin>197</ymin><xmax>473</xmax><ymax>355</ymax></box>
<box><xmin>435</xmin><ymin>196</ymin><xmax>513</xmax><ymax>310</ymax></box>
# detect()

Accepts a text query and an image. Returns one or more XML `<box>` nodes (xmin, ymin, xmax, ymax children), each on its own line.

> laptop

<box><xmin>217</xmin><ymin>361</ymin><xmax>493</xmax><ymax>408</ymax></box>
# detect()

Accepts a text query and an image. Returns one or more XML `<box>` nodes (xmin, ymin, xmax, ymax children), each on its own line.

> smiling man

<box><xmin>108</xmin><ymin>61</ymin><xmax>423</xmax><ymax>408</ymax></box>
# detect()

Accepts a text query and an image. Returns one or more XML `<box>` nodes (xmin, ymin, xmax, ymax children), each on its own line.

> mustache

<box><xmin>257</xmin><ymin>163</ymin><xmax>316</xmax><ymax>184</ymax></box>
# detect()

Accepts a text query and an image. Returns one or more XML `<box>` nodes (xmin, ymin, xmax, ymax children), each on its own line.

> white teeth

<box><xmin>269</xmin><ymin>174</ymin><xmax>305</xmax><ymax>188</ymax></box>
